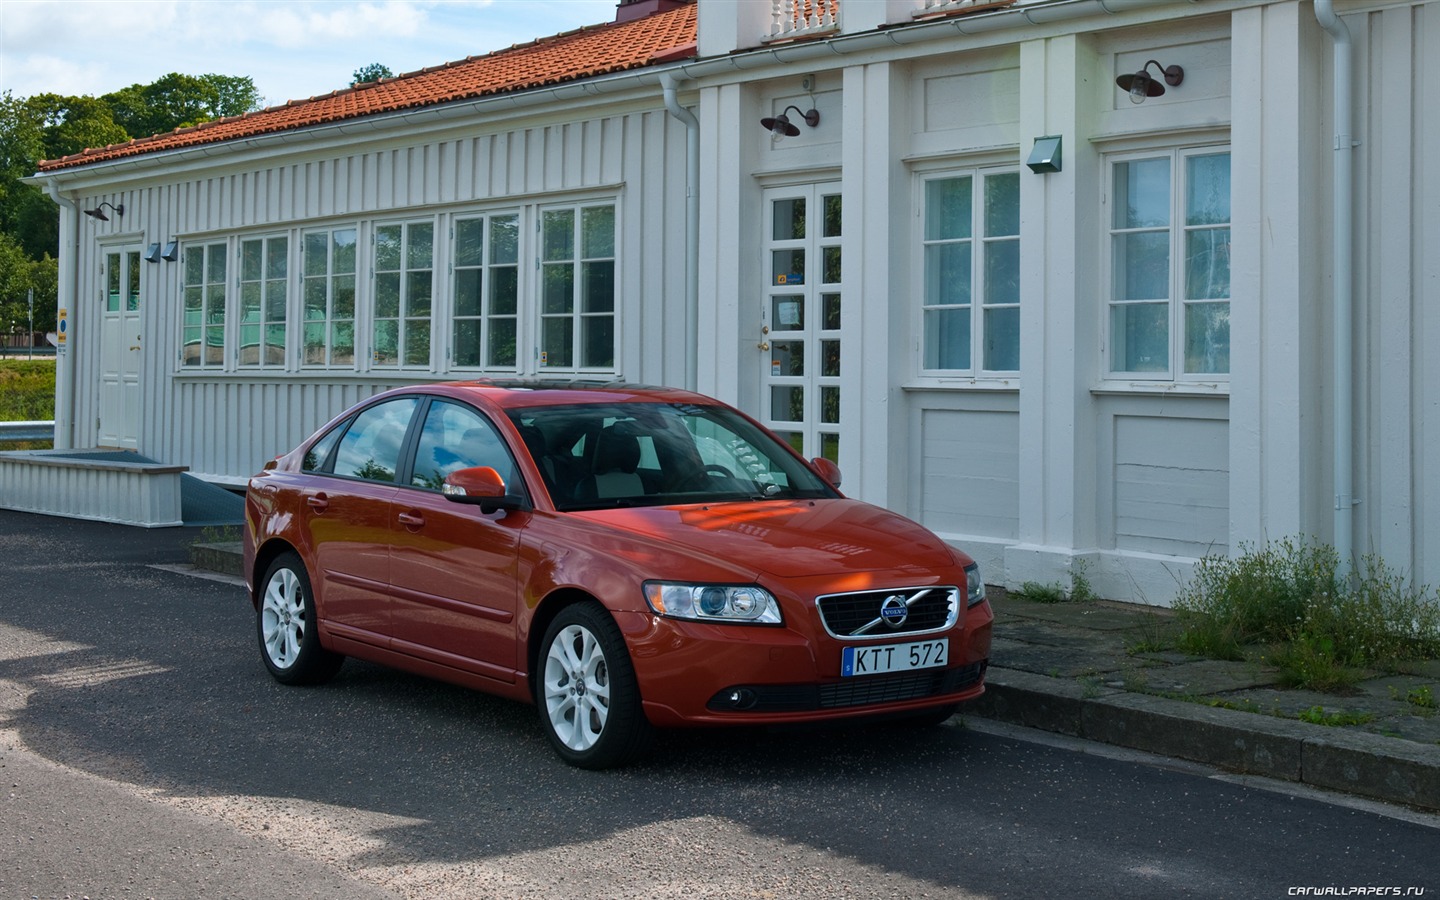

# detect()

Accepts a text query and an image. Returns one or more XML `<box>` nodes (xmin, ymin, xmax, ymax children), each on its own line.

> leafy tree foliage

<box><xmin>0</xmin><ymin>232</ymin><xmax>56</xmax><ymax>333</ymax></box>
<box><xmin>103</xmin><ymin>73</ymin><xmax>263</xmax><ymax>138</ymax></box>
<box><xmin>352</xmin><ymin>63</ymin><xmax>395</xmax><ymax>85</ymax></box>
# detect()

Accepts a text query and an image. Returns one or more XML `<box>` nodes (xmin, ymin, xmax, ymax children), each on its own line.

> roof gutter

<box><xmin>1314</xmin><ymin>0</ymin><xmax>1356</xmax><ymax>571</ymax></box>
<box><xmin>659</xmin><ymin>71</ymin><xmax>700</xmax><ymax>391</ymax></box>
<box><xmin>39</xmin><ymin>179</ymin><xmax>77</xmax><ymax>450</ymax></box>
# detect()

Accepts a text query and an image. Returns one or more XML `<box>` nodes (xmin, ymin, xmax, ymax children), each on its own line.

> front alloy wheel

<box><xmin>257</xmin><ymin>552</ymin><xmax>343</xmax><ymax>685</ymax></box>
<box><xmin>537</xmin><ymin>603</ymin><xmax>650</xmax><ymax>769</ymax></box>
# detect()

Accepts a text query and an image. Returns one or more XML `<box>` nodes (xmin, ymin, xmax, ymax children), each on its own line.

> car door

<box><xmin>302</xmin><ymin>396</ymin><xmax>420</xmax><ymax>645</ymax></box>
<box><xmin>386</xmin><ymin>398</ymin><xmax>528</xmax><ymax>683</ymax></box>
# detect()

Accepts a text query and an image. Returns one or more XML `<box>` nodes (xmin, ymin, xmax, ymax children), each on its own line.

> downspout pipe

<box><xmin>1315</xmin><ymin>0</ymin><xmax>1355</xmax><ymax>571</ymax></box>
<box><xmin>41</xmin><ymin>179</ymin><xmax>77</xmax><ymax>450</ymax></box>
<box><xmin>660</xmin><ymin>70</ymin><xmax>700</xmax><ymax>391</ymax></box>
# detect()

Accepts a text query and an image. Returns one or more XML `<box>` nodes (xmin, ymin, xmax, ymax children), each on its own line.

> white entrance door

<box><xmin>98</xmin><ymin>247</ymin><xmax>143</xmax><ymax>449</ymax></box>
<box><xmin>759</xmin><ymin>184</ymin><xmax>844</xmax><ymax>465</ymax></box>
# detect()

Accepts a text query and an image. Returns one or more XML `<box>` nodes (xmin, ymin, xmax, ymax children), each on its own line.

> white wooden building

<box><xmin>21</xmin><ymin>0</ymin><xmax>1439</xmax><ymax>605</ymax></box>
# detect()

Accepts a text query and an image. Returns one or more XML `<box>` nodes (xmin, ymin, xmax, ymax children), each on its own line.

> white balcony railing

<box><xmin>911</xmin><ymin>0</ymin><xmax>1018</xmax><ymax>20</ymax></box>
<box><xmin>760</xmin><ymin>0</ymin><xmax>1022</xmax><ymax>44</ymax></box>
<box><xmin>764</xmin><ymin>0</ymin><xmax>841</xmax><ymax>42</ymax></box>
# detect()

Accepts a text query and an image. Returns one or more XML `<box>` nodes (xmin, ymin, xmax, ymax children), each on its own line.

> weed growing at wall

<box><xmin>1173</xmin><ymin>537</ymin><xmax>1440</xmax><ymax>691</ymax></box>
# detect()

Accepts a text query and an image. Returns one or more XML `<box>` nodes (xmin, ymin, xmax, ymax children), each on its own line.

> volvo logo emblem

<box><xmin>879</xmin><ymin>595</ymin><xmax>909</xmax><ymax>629</ymax></box>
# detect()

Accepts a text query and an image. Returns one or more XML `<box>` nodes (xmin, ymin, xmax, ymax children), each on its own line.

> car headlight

<box><xmin>965</xmin><ymin>563</ymin><xmax>987</xmax><ymax>607</ymax></box>
<box><xmin>643</xmin><ymin>582</ymin><xmax>783</xmax><ymax>625</ymax></box>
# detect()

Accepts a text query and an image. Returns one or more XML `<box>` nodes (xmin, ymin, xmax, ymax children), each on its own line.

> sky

<box><xmin>1</xmin><ymin>0</ymin><xmax>621</xmax><ymax>108</ymax></box>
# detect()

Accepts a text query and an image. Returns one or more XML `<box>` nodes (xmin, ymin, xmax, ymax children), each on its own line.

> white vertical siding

<box><xmin>1352</xmin><ymin>1</ymin><xmax>1438</xmax><ymax>589</ymax></box>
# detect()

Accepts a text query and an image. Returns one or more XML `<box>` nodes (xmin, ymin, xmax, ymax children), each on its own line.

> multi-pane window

<box><xmin>920</xmin><ymin>170</ymin><xmax>1020</xmax><ymax>373</ymax></box>
<box><xmin>453</xmin><ymin>213</ymin><xmax>520</xmax><ymax>369</ymax></box>
<box><xmin>539</xmin><ymin>204</ymin><xmax>615</xmax><ymax>371</ymax></box>
<box><xmin>238</xmin><ymin>235</ymin><xmax>288</xmax><ymax>367</ymax></box>
<box><xmin>181</xmin><ymin>242</ymin><xmax>227</xmax><ymax>368</ymax></box>
<box><xmin>302</xmin><ymin>227</ymin><xmax>357</xmax><ymax>368</ymax></box>
<box><xmin>373</xmin><ymin>221</ymin><xmax>434</xmax><ymax>368</ymax></box>
<box><xmin>1108</xmin><ymin>148</ymin><xmax>1231</xmax><ymax>378</ymax></box>
<box><xmin>176</xmin><ymin>199</ymin><xmax>618</xmax><ymax>377</ymax></box>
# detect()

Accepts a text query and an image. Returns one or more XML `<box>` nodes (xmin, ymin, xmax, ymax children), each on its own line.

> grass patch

<box><xmin>1296</xmin><ymin>706</ymin><xmax>1376</xmax><ymax>727</ymax></box>
<box><xmin>0</xmin><ymin>360</ymin><xmax>55</xmax><ymax>421</ymax></box>
<box><xmin>1173</xmin><ymin>537</ymin><xmax>1440</xmax><ymax>692</ymax></box>
<box><xmin>1013</xmin><ymin>561</ymin><xmax>1097</xmax><ymax>604</ymax></box>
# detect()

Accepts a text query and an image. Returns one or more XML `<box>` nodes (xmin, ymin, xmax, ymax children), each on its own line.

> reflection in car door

<box><xmin>304</xmin><ymin>397</ymin><xmax>418</xmax><ymax>647</ymax></box>
<box><xmin>386</xmin><ymin>399</ymin><xmax>527</xmax><ymax>684</ymax></box>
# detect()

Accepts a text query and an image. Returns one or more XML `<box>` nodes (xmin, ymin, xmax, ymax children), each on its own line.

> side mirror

<box><xmin>810</xmin><ymin>457</ymin><xmax>842</xmax><ymax>490</ymax></box>
<box><xmin>442</xmin><ymin>466</ymin><xmax>529</xmax><ymax>513</ymax></box>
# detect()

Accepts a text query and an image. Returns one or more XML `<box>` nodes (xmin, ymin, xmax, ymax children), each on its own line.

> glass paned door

<box><xmin>760</xmin><ymin>184</ymin><xmax>843</xmax><ymax>465</ymax></box>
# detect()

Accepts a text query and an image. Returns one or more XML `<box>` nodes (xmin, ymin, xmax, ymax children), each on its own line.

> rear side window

<box><xmin>331</xmin><ymin>397</ymin><xmax>420</xmax><ymax>482</ymax></box>
<box><xmin>409</xmin><ymin>400</ymin><xmax>518</xmax><ymax>490</ymax></box>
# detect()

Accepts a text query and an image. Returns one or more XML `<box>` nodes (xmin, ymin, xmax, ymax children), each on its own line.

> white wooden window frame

<box><xmin>1103</xmin><ymin>144</ymin><xmax>1232</xmax><ymax>384</ymax></box>
<box><xmin>179</xmin><ymin>240</ymin><xmax>228</xmax><ymax>370</ymax></box>
<box><xmin>236</xmin><ymin>233</ymin><xmax>290</xmax><ymax>370</ymax></box>
<box><xmin>916</xmin><ymin>165</ymin><xmax>1022</xmax><ymax>379</ymax></box>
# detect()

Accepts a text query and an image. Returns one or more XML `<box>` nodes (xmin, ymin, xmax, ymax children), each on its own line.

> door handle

<box><xmin>397</xmin><ymin>511</ymin><xmax>425</xmax><ymax>528</ymax></box>
<box><xmin>306</xmin><ymin>493</ymin><xmax>330</xmax><ymax>512</ymax></box>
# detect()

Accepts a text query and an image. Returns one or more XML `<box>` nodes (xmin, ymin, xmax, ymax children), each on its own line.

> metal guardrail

<box><xmin>0</xmin><ymin>421</ymin><xmax>55</xmax><ymax>442</ymax></box>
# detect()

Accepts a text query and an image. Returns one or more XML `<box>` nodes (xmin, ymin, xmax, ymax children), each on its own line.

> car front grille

<box><xmin>706</xmin><ymin>661</ymin><xmax>988</xmax><ymax>713</ymax></box>
<box><xmin>815</xmin><ymin>586</ymin><xmax>959</xmax><ymax>639</ymax></box>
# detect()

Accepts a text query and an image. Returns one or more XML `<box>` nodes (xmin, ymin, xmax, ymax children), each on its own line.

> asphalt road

<box><xmin>0</xmin><ymin>508</ymin><xmax>1436</xmax><ymax>899</ymax></box>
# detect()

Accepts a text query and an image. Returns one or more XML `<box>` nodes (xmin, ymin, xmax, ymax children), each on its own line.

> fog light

<box><xmin>714</xmin><ymin>687</ymin><xmax>758</xmax><ymax>710</ymax></box>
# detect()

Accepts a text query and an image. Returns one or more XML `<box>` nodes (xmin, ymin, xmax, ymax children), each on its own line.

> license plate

<box><xmin>841</xmin><ymin>639</ymin><xmax>948</xmax><ymax>677</ymax></box>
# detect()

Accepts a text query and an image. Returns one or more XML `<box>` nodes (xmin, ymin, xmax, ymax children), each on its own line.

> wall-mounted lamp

<box><xmin>161</xmin><ymin>240</ymin><xmax>179</xmax><ymax>262</ymax></box>
<box><xmin>760</xmin><ymin>105</ymin><xmax>820</xmax><ymax>137</ymax></box>
<box><xmin>82</xmin><ymin>201</ymin><xmax>125</xmax><ymax>221</ymax></box>
<box><xmin>144</xmin><ymin>243</ymin><xmax>162</xmax><ymax>264</ymax></box>
<box><xmin>1115</xmin><ymin>60</ymin><xmax>1184</xmax><ymax>104</ymax></box>
<box><xmin>1026</xmin><ymin>135</ymin><xmax>1063</xmax><ymax>174</ymax></box>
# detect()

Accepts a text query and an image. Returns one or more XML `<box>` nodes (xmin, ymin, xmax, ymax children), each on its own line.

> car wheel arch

<box><xmin>525</xmin><ymin>587</ymin><xmax>614</xmax><ymax>691</ymax></box>
<box><xmin>250</xmin><ymin>537</ymin><xmax>302</xmax><ymax>609</ymax></box>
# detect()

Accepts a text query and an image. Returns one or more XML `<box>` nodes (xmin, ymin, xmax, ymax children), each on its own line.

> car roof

<box><xmin>385</xmin><ymin>379</ymin><xmax>718</xmax><ymax>411</ymax></box>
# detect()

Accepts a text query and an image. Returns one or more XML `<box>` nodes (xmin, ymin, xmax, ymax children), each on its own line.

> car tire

<box><xmin>536</xmin><ymin>603</ymin><xmax>652</xmax><ymax>769</ymax></box>
<box><xmin>257</xmin><ymin>552</ymin><xmax>344</xmax><ymax>686</ymax></box>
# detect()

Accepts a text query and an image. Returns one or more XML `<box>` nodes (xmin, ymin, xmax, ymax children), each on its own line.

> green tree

<box><xmin>0</xmin><ymin>91</ymin><xmax>124</xmax><ymax>260</ymax></box>
<box><xmin>352</xmin><ymin>63</ymin><xmax>395</xmax><ymax>86</ymax></box>
<box><xmin>103</xmin><ymin>72</ymin><xmax>262</xmax><ymax>138</ymax></box>
<box><xmin>0</xmin><ymin>233</ymin><xmax>56</xmax><ymax>333</ymax></box>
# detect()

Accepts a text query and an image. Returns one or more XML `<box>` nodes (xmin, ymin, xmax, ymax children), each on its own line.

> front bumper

<box><xmin>615</xmin><ymin>593</ymin><xmax>994</xmax><ymax>727</ymax></box>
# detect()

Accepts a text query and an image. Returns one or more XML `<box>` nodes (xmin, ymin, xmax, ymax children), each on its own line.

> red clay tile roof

<box><xmin>39</xmin><ymin>2</ymin><xmax>697</xmax><ymax>173</ymax></box>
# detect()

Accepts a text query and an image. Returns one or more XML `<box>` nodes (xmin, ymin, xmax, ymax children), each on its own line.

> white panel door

<box><xmin>98</xmin><ymin>248</ymin><xmax>143</xmax><ymax>449</ymax></box>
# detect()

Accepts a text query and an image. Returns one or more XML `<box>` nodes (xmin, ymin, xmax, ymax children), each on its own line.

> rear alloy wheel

<box><xmin>257</xmin><ymin>552</ymin><xmax>343</xmax><ymax>686</ymax></box>
<box><xmin>537</xmin><ymin>603</ymin><xmax>651</xmax><ymax>769</ymax></box>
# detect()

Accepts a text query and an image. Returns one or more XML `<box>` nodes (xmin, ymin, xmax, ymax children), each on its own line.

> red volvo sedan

<box><xmin>243</xmin><ymin>380</ymin><xmax>992</xmax><ymax>768</ymax></box>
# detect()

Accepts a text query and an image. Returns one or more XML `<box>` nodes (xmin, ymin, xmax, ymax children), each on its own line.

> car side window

<box><xmin>331</xmin><ymin>397</ymin><xmax>420</xmax><ymax>482</ymax></box>
<box><xmin>409</xmin><ymin>400</ymin><xmax>518</xmax><ymax>490</ymax></box>
<box><xmin>302</xmin><ymin>424</ymin><xmax>344</xmax><ymax>472</ymax></box>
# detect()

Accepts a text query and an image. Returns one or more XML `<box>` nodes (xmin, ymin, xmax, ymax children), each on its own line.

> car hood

<box><xmin>569</xmin><ymin>499</ymin><xmax>961</xmax><ymax>579</ymax></box>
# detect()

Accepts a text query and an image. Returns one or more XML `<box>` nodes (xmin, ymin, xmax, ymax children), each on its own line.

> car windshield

<box><xmin>506</xmin><ymin>402</ymin><xmax>840</xmax><ymax>511</ymax></box>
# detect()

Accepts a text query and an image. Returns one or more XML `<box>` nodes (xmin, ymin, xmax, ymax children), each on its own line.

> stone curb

<box><xmin>961</xmin><ymin>666</ymin><xmax>1440</xmax><ymax>812</ymax></box>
